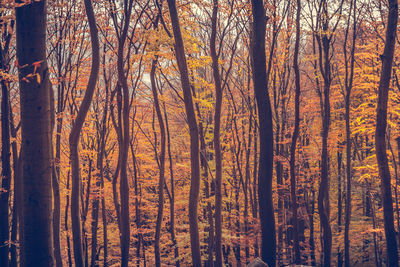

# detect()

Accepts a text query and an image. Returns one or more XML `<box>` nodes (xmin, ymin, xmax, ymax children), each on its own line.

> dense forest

<box><xmin>1</xmin><ymin>0</ymin><xmax>400</xmax><ymax>266</ymax></box>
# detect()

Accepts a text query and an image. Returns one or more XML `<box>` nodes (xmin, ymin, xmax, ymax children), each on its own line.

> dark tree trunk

<box><xmin>375</xmin><ymin>0</ymin><xmax>399</xmax><ymax>266</ymax></box>
<box><xmin>68</xmin><ymin>0</ymin><xmax>99</xmax><ymax>265</ymax></box>
<box><xmin>289</xmin><ymin>0</ymin><xmax>301</xmax><ymax>263</ymax></box>
<box><xmin>151</xmin><ymin>59</ymin><xmax>166</xmax><ymax>267</ymax></box>
<box><xmin>0</xmin><ymin>18</ymin><xmax>13</xmax><ymax>263</ymax></box>
<box><xmin>114</xmin><ymin>2</ymin><xmax>134</xmax><ymax>265</ymax></box>
<box><xmin>9</xmin><ymin>112</ymin><xmax>20</xmax><ymax>267</ymax></box>
<box><xmin>0</xmin><ymin>47</ymin><xmax>11</xmax><ymax>267</ymax></box>
<box><xmin>16</xmin><ymin>1</ymin><xmax>54</xmax><ymax>265</ymax></box>
<box><xmin>316</xmin><ymin>2</ymin><xmax>333</xmax><ymax>265</ymax></box>
<box><xmin>344</xmin><ymin>1</ymin><xmax>357</xmax><ymax>266</ymax></box>
<box><xmin>164</xmin><ymin>103</ymin><xmax>180</xmax><ymax>267</ymax></box>
<box><xmin>250</xmin><ymin>1</ymin><xmax>276</xmax><ymax>266</ymax></box>
<box><xmin>210</xmin><ymin>0</ymin><xmax>223</xmax><ymax>265</ymax></box>
<box><xmin>166</xmin><ymin>1</ymin><xmax>201</xmax><ymax>266</ymax></box>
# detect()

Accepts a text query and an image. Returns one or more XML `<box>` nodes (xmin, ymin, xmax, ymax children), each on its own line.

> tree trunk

<box><xmin>16</xmin><ymin>1</ymin><xmax>54</xmax><ymax>265</ymax></box>
<box><xmin>164</xmin><ymin>103</ymin><xmax>180</xmax><ymax>267</ymax></box>
<box><xmin>250</xmin><ymin>1</ymin><xmax>276</xmax><ymax>266</ymax></box>
<box><xmin>210</xmin><ymin>0</ymin><xmax>223</xmax><ymax>265</ymax></box>
<box><xmin>151</xmin><ymin>59</ymin><xmax>166</xmax><ymax>267</ymax></box>
<box><xmin>289</xmin><ymin>0</ymin><xmax>301</xmax><ymax>263</ymax></box>
<box><xmin>0</xmin><ymin>50</ymin><xmax>11</xmax><ymax>267</ymax></box>
<box><xmin>317</xmin><ymin>3</ymin><xmax>333</xmax><ymax>266</ymax></box>
<box><xmin>115</xmin><ymin>1</ymin><xmax>133</xmax><ymax>264</ymax></box>
<box><xmin>166</xmin><ymin>1</ymin><xmax>201</xmax><ymax>266</ymax></box>
<box><xmin>344</xmin><ymin>1</ymin><xmax>357</xmax><ymax>266</ymax></box>
<box><xmin>68</xmin><ymin>0</ymin><xmax>99</xmax><ymax>265</ymax></box>
<box><xmin>375</xmin><ymin>0</ymin><xmax>399</xmax><ymax>266</ymax></box>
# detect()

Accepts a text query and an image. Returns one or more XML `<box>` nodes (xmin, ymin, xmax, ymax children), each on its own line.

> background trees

<box><xmin>2</xmin><ymin>0</ymin><xmax>400</xmax><ymax>266</ymax></box>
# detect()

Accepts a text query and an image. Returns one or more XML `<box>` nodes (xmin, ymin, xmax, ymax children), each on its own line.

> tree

<box><xmin>375</xmin><ymin>0</ymin><xmax>399</xmax><ymax>266</ymax></box>
<box><xmin>166</xmin><ymin>0</ymin><xmax>202</xmax><ymax>265</ymax></box>
<box><xmin>210</xmin><ymin>0</ymin><xmax>224</xmax><ymax>265</ymax></box>
<box><xmin>0</xmin><ymin>12</ymin><xmax>13</xmax><ymax>267</ymax></box>
<box><xmin>343</xmin><ymin>1</ymin><xmax>357</xmax><ymax>266</ymax></box>
<box><xmin>289</xmin><ymin>0</ymin><xmax>301</xmax><ymax>263</ymax></box>
<box><xmin>68</xmin><ymin>0</ymin><xmax>99</xmax><ymax>265</ymax></box>
<box><xmin>16</xmin><ymin>1</ymin><xmax>54</xmax><ymax>265</ymax></box>
<box><xmin>251</xmin><ymin>0</ymin><xmax>276</xmax><ymax>266</ymax></box>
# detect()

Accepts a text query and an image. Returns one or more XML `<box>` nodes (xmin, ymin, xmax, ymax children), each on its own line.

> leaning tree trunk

<box><xmin>166</xmin><ymin>0</ymin><xmax>201</xmax><ymax>266</ymax></box>
<box><xmin>375</xmin><ymin>0</ymin><xmax>399</xmax><ymax>266</ymax></box>
<box><xmin>68</xmin><ymin>0</ymin><xmax>99</xmax><ymax>266</ymax></box>
<box><xmin>16</xmin><ymin>1</ymin><xmax>54</xmax><ymax>265</ymax></box>
<box><xmin>251</xmin><ymin>1</ymin><xmax>276</xmax><ymax>266</ymax></box>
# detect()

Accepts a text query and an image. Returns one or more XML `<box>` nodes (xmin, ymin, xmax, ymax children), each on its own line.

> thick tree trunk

<box><xmin>166</xmin><ymin>1</ymin><xmax>201</xmax><ymax>266</ymax></box>
<box><xmin>68</xmin><ymin>0</ymin><xmax>99</xmax><ymax>265</ymax></box>
<box><xmin>375</xmin><ymin>0</ymin><xmax>399</xmax><ymax>266</ymax></box>
<box><xmin>251</xmin><ymin>1</ymin><xmax>276</xmax><ymax>266</ymax></box>
<box><xmin>16</xmin><ymin>1</ymin><xmax>54</xmax><ymax>265</ymax></box>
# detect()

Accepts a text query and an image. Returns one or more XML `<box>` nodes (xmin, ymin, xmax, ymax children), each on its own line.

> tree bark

<box><xmin>164</xmin><ymin>103</ymin><xmax>180</xmax><ymax>267</ymax></box>
<box><xmin>289</xmin><ymin>0</ymin><xmax>301</xmax><ymax>263</ymax></box>
<box><xmin>68</xmin><ymin>0</ymin><xmax>99</xmax><ymax>265</ymax></box>
<box><xmin>115</xmin><ymin>1</ymin><xmax>134</xmax><ymax>264</ymax></box>
<box><xmin>0</xmin><ymin>19</ymin><xmax>13</xmax><ymax>264</ymax></box>
<box><xmin>210</xmin><ymin>0</ymin><xmax>223</xmax><ymax>265</ymax></box>
<box><xmin>0</xmin><ymin>48</ymin><xmax>11</xmax><ymax>267</ymax></box>
<box><xmin>16</xmin><ymin>1</ymin><xmax>54</xmax><ymax>265</ymax></box>
<box><xmin>375</xmin><ymin>0</ymin><xmax>399</xmax><ymax>266</ymax></box>
<box><xmin>316</xmin><ymin>2</ymin><xmax>333</xmax><ymax>265</ymax></box>
<box><xmin>166</xmin><ymin>1</ymin><xmax>201</xmax><ymax>266</ymax></box>
<box><xmin>250</xmin><ymin>1</ymin><xmax>276</xmax><ymax>266</ymax></box>
<box><xmin>344</xmin><ymin>1</ymin><xmax>356</xmax><ymax>266</ymax></box>
<box><xmin>151</xmin><ymin>59</ymin><xmax>166</xmax><ymax>267</ymax></box>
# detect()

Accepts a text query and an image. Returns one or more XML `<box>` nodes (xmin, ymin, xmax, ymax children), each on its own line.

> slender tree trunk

<box><xmin>69</xmin><ymin>1</ymin><xmax>99</xmax><ymax>265</ymax></box>
<box><xmin>252</xmin><ymin>122</ymin><xmax>259</xmax><ymax>258</ymax></box>
<box><xmin>166</xmin><ymin>1</ymin><xmax>201</xmax><ymax>265</ymax></box>
<box><xmin>91</xmin><ymin>88</ymin><xmax>108</xmax><ymax>267</ymax></box>
<box><xmin>251</xmin><ymin>1</ymin><xmax>276</xmax><ymax>266</ymax></box>
<box><xmin>9</xmin><ymin>112</ymin><xmax>20</xmax><ymax>267</ymax></box>
<box><xmin>151</xmin><ymin>59</ymin><xmax>166</xmax><ymax>267</ymax></box>
<box><xmin>317</xmin><ymin>3</ymin><xmax>333</xmax><ymax>265</ymax></box>
<box><xmin>210</xmin><ymin>0</ymin><xmax>223</xmax><ymax>265</ymax></box>
<box><xmin>290</xmin><ymin>0</ymin><xmax>301</xmax><ymax>263</ymax></box>
<box><xmin>16</xmin><ymin>1</ymin><xmax>54</xmax><ymax>265</ymax></box>
<box><xmin>343</xmin><ymin>3</ymin><xmax>356</xmax><ymax>266</ymax></box>
<box><xmin>375</xmin><ymin>0</ymin><xmax>399</xmax><ymax>266</ymax></box>
<box><xmin>337</xmin><ymin>150</ymin><xmax>343</xmax><ymax>267</ymax></box>
<box><xmin>0</xmin><ymin>53</ymin><xmax>11</xmax><ymax>267</ymax></box>
<box><xmin>164</xmin><ymin>103</ymin><xmax>180</xmax><ymax>267</ymax></box>
<box><xmin>115</xmin><ymin>1</ymin><xmax>133</xmax><ymax>264</ymax></box>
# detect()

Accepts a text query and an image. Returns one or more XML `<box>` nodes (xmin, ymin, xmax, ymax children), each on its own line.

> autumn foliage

<box><xmin>2</xmin><ymin>0</ymin><xmax>400</xmax><ymax>266</ymax></box>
